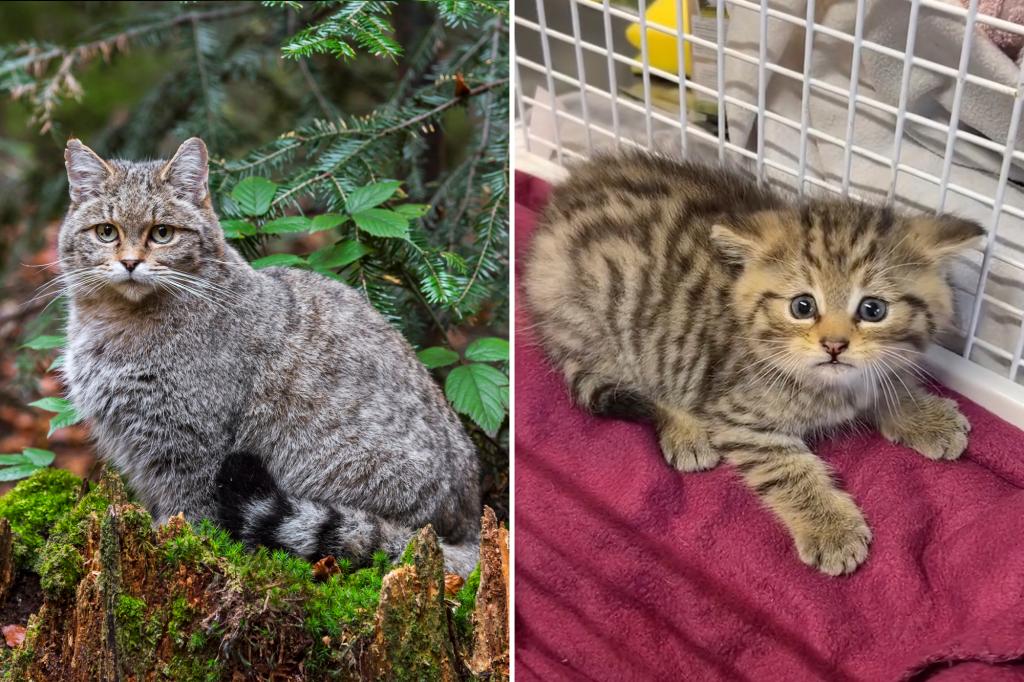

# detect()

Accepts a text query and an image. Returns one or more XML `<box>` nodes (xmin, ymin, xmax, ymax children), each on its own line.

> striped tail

<box><xmin>214</xmin><ymin>452</ymin><xmax>478</xmax><ymax>576</ymax></box>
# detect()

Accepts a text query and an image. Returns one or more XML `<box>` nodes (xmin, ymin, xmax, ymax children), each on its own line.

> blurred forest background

<box><xmin>0</xmin><ymin>1</ymin><xmax>509</xmax><ymax>518</ymax></box>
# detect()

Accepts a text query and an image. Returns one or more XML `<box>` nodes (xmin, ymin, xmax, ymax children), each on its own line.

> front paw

<box><xmin>793</xmin><ymin>502</ymin><xmax>872</xmax><ymax>576</ymax></box>
<box><xmin>880</xmin><ymin>396</ymin><xmax>970</xmax><ymax>461</ymax></box>
<box><xmin>658</xmin><ymin>417</ymin><xmax>720</xmax><ymax>472</ymax></box>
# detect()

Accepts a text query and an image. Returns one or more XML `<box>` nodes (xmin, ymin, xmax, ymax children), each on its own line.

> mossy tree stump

<box><xmin>0</xmin><ymin>469</ymin><xmax>509</xmax><ymax>681</ymax></box>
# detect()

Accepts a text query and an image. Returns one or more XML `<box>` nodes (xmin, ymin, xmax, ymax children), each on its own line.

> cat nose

<box><xmin>821</xmin><ymin>338</ymin><xmax>849</xmax><ymax>357</ymax></box>
<box><xmin>120</xmin><ymin>259</ymin><xmax>141</xmax><ymax>272</ymax></box>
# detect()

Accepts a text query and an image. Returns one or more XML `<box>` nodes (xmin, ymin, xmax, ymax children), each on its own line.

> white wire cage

<box><xmin>514</xmin><ymin>0</ymin><xmax>1024</xmax><ymax>427</ymax></box>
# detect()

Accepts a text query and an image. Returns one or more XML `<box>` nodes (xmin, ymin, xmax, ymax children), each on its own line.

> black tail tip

<box><xmin>215</xmin><ymin>450</ymin><xmax>278</xmax><ymax>503</ymax></box>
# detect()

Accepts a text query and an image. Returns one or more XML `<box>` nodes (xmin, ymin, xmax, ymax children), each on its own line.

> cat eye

<box><xmin>94</xmin><ymin>224</ymin><xmax>118</xmax><ymax>243</ymax></box>
<box><xmin>150</xmin><ymin>225</ymin><xmax>175</xmax><ymax>244</ymax></box>
<box><xmin>857</xmin><ymin>297</ymin><xmax>888</xmax><ymax>323</ymax></box>
<box><xmin>789</xmin><ymin>294</ymin><xmax>817</xmax><ymax>320</ymax></box>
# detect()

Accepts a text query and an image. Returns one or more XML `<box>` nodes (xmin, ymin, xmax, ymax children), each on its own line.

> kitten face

<box><xmin>713</xmin><ymin>202</ymin><xmax>982</xmax><ymax>388</ymax></box>
<box><xmin>58</xmin><ymin>138</ymin><xmax>223</xmax><ymax>303</ymax></box>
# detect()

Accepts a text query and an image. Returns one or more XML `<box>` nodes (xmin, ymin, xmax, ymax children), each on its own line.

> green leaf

<box><xmin>23</xmin><ymin>448</ymin><xmax>55</xmax><ymax>467</ymax></box>
<box><xmin>352</xmin><ymin>209</ymin><xmax>409</xmax><ymax>238</ymax></box>
<box><xmin>308</xmin><ymin>241</ymin><xmax>373</xmax><ymax>270</ymax></box>
<box><xmin>418</xmin><ymin>347</ymin><xmax>459</xmax><ymax>369</ymax></box>
<box><xmin>48</xmin><ymin>407</ymin><xmax>81</xmax><ymax>437</ymax></box>
<box><xmin>394</xmin><ymin>203</ymin><xmax>430</xmax><ymax>219</ymax></box>
<box><xmin>445</xmin><ymin>364</ymin><xmax>508</xmax><ymax>433</ymax></box>
<box><xmin>0</xmin><ymin>464</ymin><xmax>43</xmax><ymax>482</ymax></box>
<box><xmin>221</xmin><ymin>219</ymin><xmax>257</xmax><ymax>239</ymax></box>
<box><xmin>310</xmin><ymin>214</ymin><xmax>348</xmax><ymax>233</ymax></box>
<box><xmin>28</xmin><ymin>397</ymin><xmax>72</xmax><ymax>414</ymax></box>
<box><xmin>441</xmin><ymin>251</ymin><xmax>468</xmax><ymax>274</ymax></box>
<box><xmin>0</xmin><ymin>454</ymin><xmax>29</xmax><ymax>466</ymax></box>
<box><xmin>260</xmin><ymin>216</ymin><xmax>311</xmax><ymax>235</ymax></box>
<box><xmin>345</xmin><ymin>181</ymin><xmax>401</xmax><ymax>214</ymax></box>
<box><xmin>231</xmin><ymin>177</ymin><xmax>278</xmax><ymax>217</ymax></box>
<box><xmin>465</xmin><ymin>337</ymin><xmax>508</xmax><ymax>363</ymax></box>
<box><xmin>48</xmin><ymin>355</ymin><xmax>65</xmax><ymax>372</ymax></box>
<box><xmin>22</xmin><ymin>335</ymin><xmax>64</xmax><ymax>350</ymax></box>
<box><xmin>251</xmin><ymin>254</ymin><xmax>306</xmax><ymax>270</ymax></box>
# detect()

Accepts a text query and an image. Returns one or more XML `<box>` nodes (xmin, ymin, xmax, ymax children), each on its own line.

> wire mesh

<box><xmin>514</xmin><ymin>0</ymin><xmax>1024</xmax><ymax>394</ymax></box>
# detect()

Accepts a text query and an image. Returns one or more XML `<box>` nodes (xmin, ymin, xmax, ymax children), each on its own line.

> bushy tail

<box><xmin>214</xmin><ymin>452</ymin><xmax>478</xmax><ymax>576</ymax></box>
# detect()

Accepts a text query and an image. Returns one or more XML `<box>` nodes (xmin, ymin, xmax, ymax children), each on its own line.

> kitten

<box><xmin>524</xmin><ymin>151</ymin><xmax>981</xmax><ymax>576</ymax></box>
<box><xmin>58</xmin><ymin>138</ymin><xmax>480</xmax><ymax>576</ymax></box>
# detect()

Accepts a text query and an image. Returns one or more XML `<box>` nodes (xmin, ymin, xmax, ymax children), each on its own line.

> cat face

<box><xmin>58</xmin><ymin>138</ymin><xmax>223</xmax><ymax>303</ymax></box>
<box><xmin>712</xmin><ymin>201</ymin><xmax>982</xmax><ymax>388</ymax></box>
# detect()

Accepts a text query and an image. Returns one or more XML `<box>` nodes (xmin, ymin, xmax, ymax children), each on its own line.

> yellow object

<box><xmin>625</xmin><ymin>0</ymin><xmax>692</xmax><ymax>76</ymax></box>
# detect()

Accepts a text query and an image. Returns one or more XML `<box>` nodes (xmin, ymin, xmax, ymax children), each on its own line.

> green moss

<box><xmin>2</xmin><ymin>468</ymin><xmax>396</xmax><ymax>678</ymax></box>
<box><xmin>453</xmin><ymin>563</ymin><xmax>481</xmax><ymax>640</ymax></box>
<box><xmin>158</xmin><ymin>654</ymin><xmax>222</xmax><ymax>682</ymax></box>
<box><xmin>30</xmin><ymin>474</ymin><xmax>117</xmax><ymax>597</ymax></box>
<box><xmin>399</xmin><ymin>538</ymin><xmax>416</xmax><ymax>566</ymax></box>
<box><xmin>166</xmin><ymin>595</ymin><xmax>192</xmax><ymax>646</ymax></box>
<box><xmin>49</xmin><ymin>483</ymin><xmax>114</xmax><ymax>545</ymax></box>
<box><xmin>37</xmin><ymin>541</ymin><xmax>84</xmax><ymax>594</ymax></box>
<box><xmin>0</xmin><ymin>468</ymin><xmax>80</xmax><ymax>566</ymax></box>
<box><xmin>114</xmin><ymin>594</ymin><xmax>147</xmax><ymax>651</ymax></box>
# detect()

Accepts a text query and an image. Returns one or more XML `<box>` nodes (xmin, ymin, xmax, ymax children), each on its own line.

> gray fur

<box><xmin>58</xmin><ymin>138</ymin><xmax>480</xmax><ymax>575</ymax></box>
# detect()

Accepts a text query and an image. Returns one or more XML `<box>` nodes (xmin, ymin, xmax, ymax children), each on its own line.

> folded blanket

<box><xmin>514</xmin><ymin>172</ymin><xmax>1024</xmax><ymax>681</ymax></box>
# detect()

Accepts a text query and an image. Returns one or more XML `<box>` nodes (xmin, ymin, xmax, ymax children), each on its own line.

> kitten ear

<box><xmin>908</xmin><ymin>214</ymin><xmax>984</xmax><ymax>260</ymax></box>
<box><xmin>64</xmin><ymin>139</ymin><xmax>113</xmax><ymax>203</ymax></box>
<box><xmin>159</xmin><ymin>137</ymin><xmax>210</xmax><ymax>206</ymax></box>
<box><xmin>710</xmin><ymin>211</ymin><xmax>786</xmax><ymax>262</ymax></box>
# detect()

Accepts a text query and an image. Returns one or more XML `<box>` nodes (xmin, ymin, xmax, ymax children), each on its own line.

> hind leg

<box><xmin>568</xmin><ymin>366</ymin><xmax>720</xmax><ymax>473</ymax></box>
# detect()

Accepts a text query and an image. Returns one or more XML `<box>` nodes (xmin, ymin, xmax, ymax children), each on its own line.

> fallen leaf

<box><xmin>444</xmin><ymin>573</ymin><xmax>465</xmax><ymax>596</ymax></box>
<box><xmin>3</xmin><ymin>624</ymin><xmax>25</xmax><ymax>648</ymax></box>
<box><xmin>312</xmin><ymin>555</ymin><xmax>340</xmax><ymax>582</ymax></box>
<box><xmin>454</xmin><ymin>72</ymin><xmax>470</xmax><ymax>98</ymax></box>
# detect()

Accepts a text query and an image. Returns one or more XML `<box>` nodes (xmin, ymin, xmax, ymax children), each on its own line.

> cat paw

<box><xmin>794</xmin><ymin>506</ymin><xmax>872</xmax><ymax>576</ymax></box>
<box><xmin>881</xmin><ymin>396</ymin><xmax>970</xmax><ymax>461</ymax></box>
<box><xmin>658</xmin><ymin>415</ymin><xmax>720</xmax><ymax>472</ymax></box>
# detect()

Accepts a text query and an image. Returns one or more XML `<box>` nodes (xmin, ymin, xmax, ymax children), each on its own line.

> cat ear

<box><xmin>64</xmin><ymin>139</ymin><xmax>113</xmax><ymax>203</ymax></box>
<box><xmin>159</xmin><ymin>137</ymin><xmax>210</xmax><ymax>206</ymax></box>
<box><xmin>710</xmin><ymin>211</ymin><xmax>787</xmax><ymax>263</ymax></box>
<box><xmin>907</xmin><ymin>214</ymin><xmax>984</xmax><ymax>260</ymax></box>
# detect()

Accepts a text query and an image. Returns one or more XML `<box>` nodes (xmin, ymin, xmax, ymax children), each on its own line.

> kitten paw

<box><xmin>880</xmin><ymin>396</ymin><xmax>970</xmax><ymax>461</ymax></box>
<box><xmin>657</xmin><ymin>413</ymin><xmax>720</xmax><ymax>472</ymax></box>
<box><xmin>794</xmin><ymin>508</ymin><xmax>872</xmax><ymax>577</ymax></box>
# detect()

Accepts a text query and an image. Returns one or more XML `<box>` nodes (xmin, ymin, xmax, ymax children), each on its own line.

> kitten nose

<box><xmin>821</xmin><ymin>338</ymin><xmax>849</xmax><ymax>357</ymax></box>
<box><xmin>120</xmin><ymin>259</ymin><xmax>141</xmax><ymax>272</ymax></box>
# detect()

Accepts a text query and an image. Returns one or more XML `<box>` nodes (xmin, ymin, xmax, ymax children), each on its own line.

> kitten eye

<box><xmin>789</xmin><ymin>294</ymin><xmax>817</xmax><ymax>320</ymax></box>
<box><xmin>94</xmin><ymin>224</ymin><xmax>118</xmax><ymax>243</ymax></box>
<box><xmin>150</xmin><ymin>225</ymin><xmax>174</xmax><ymax>244</ymax></box>
<box><xmin>858</xmin><ymin>297</ymin><xmax>888</xmax><ymax>322</ymax></box>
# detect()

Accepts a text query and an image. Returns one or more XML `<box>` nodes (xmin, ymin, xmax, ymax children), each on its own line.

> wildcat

<box><xmin>58</xmin><ymin>137</ymin><xmax>480</xmax><ymax>576</ymax></box>
<box><xmin>524</xmin><ymin>151</ymin><xmax>981</xmax><ymax>576</ymax></box>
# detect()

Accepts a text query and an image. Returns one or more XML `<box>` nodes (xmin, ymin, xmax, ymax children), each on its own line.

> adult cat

<box><xmin>59</xmin><ymin>137</ymin><xmax>480</xmax><ymax>575</ymax></box>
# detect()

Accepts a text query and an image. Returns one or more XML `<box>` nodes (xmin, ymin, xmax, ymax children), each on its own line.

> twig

<box><xmin>380</xmin><ymin>78</ymin><xmax>508</xmax><ymax>136</ymax></box>
<box><xmin>6</xmin><ymin>5</ymin><xmax>255</xmax><ymax>73</ymax></box>
<box><xmin>298</xmin><ymin>58</ymin><xmax>335</xmax><ymax>121</ymax></box>
<box><xmin>191</xmin><ymin>17</ymin><xmax>214</xmax><ymax>135</ymax></box>
<box><xmin>270</xmin><ymin>78</ymin><xmax>508</xmax><ymax>208</ymax></box>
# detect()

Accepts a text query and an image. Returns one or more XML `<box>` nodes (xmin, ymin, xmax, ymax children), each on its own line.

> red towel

<box><xmin>513</xmin><ymin>172</ymin><xmax>1024</xmax><ymax>681</ymax></box>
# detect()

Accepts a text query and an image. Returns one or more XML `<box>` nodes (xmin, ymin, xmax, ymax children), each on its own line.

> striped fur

<box><xmin>60</xmin><ymin>139</ymin><xmax>480</xmax><ymax>576</ymax></box>
<box><xmin>524</xmin><ymin>151</ymin><xmax>982</xmax><ymax>576</ymax></box>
